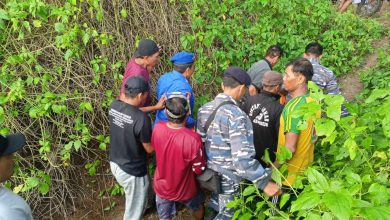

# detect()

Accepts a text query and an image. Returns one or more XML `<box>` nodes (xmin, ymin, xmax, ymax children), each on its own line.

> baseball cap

<box><xmin>0</xmin><ymin>133</ymin><xmax>26</xmax><ymax>157</ymax></box>
<box><xmin>224</xmin><ymin>66</ymin><xmax>251</xmax><ymax>86</ymax></box>
<box><xmin>134</xmin><ymin>39</ymin><xmax>160</xmax><ymax>57</ymax></box>
<box><xmin>262</xmin><ymin>71</ymin><xmax>283</xmax><ymax>86</ymax></box>
<box><xmin>170</xmin><ymin>52</ymin><xmax>195</xmax><ymax>65</ymax></box>
<box><xmin>124</xmin><ymin>76</ymin><xmax>149</xmax><ymax>95</ymax></box>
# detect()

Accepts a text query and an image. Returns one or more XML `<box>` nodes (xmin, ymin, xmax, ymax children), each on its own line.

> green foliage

<box><xmin>229</xmin><ymin>43</ymin><xmax>390</xmax><ymax>220</ymax></box>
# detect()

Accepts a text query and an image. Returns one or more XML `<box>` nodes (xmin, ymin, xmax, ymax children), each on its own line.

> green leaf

<box><xmin>343</xmin><ymin>138</ymin><xmax>357</xmax><ymax>160</ymax></box>
<box><xmin>382</xmin><ymin>114</ymin><xmax>390</xmax><ymax>137</ymax></box>
<box><xmin>315</xmin><ymin>118</ymin><xmax>336</xmax><ymax>137</ymax></box>
<box><xmin>0</xmin><ymin>9</ymin><xmax>9</xmax><ymax>20</ymax></box>
<box><xmin>0</xmin><ymin>107</ymin><xmax>4</xmax><ymax>124</ymax></box>
<box><xmin>279</xmin><ymin>193</ymin><xmax>290</xmax><ymax>209</ymax></box>
<box><xmin>120</xmin><ymin>9</ymin><xmax>128</xmax><ymax>18</ymax></box>
<box><xmin>275</xmin><ymin>145</ymin><xmax>292</xmax><ymax>165</ymax></box>
<box><xmin>32</xmin><ymin>20</ymin><xmax>42</xmax><ymax>27</ymax></box>
<box><xmin>99</xmin><ymin>143</ymin><xmax>106</xmax><ymax>151</ymax></box>
<box><xmin>79</xmin><ymin>102</ymin><xmax>93</xmax><ymax>112</ymax></box>
<box><xmin>54</xmin><ymin>22</ymin><xmax>65</xmax><ymax>33</ymax></box>
<box><xmin>307</xmin><ymin>168</ymin><xmax>329</xmax><ymax>193</ymax></box>
<box><xmin>238</xmin><ymin>213</ymin><xmax>251</xmax><ymax>220</ymax></box>
<box><xmin>290</xmin><ymin>192</ymin><xmax>321</xmax><ymax>212</ymax></box>
<box><xmin>26</xmin><ymin>177</ymin><xmax>40</xmax><ymax>188</ymax></box>
<box><xmin>82</xmin><ymin>32</ymin><xmax>90</xmax><ymax>45</ymax></box>
<box><xmin>74</xmin><ymin>140</ymin><xmax>82</xmax><ymax>151</ymax></box>
<box><xmin>360</xmin><ymin>207</ymin><xmax>390</xmax><ymax>220</ymax></box>
<box><xmin>323</xmin><ymin>191</ymin><xmax>352</xmax><ymax>220</ymax></box>
<box><xmin>64</xmin><ymin>49</ymin><xmax>73</xmax><ymax>60</ymax></box>
<box><xmin>38</xmin><ymin>183</ymin><xmax>50</xmax><ymax>195</ymax></box>
<box><xmin>304</xmin><ymin>213</ymin><xmax>321</xmax><ymax>220</ymax></box>
<box><xmin>242</xmin><ymin>185</ymin><xmax>256</xmax><ymax>196</ymax></box>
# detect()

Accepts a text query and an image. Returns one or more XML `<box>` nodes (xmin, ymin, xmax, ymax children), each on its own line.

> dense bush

<box><xmin>0</xmin><ymin>0</ymin><xmax>387</xmax><ymax>218</ymax></box>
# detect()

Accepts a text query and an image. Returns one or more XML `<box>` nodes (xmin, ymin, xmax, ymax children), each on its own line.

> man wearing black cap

<box><xmin>109</xmin><ymin>76</ymin><xmax>154</xmax><ymax>220</ymax></box>
<box><xmin>243</xmin><ymin>71</ymin><xmax>284</xmax><ymax>168</ymax></box>
<box><xmin>197</xmin><ymin>67</ymin><xmax>281</xmax><ymax>219</ymax></box>
<box><xmin>155</xmin><ymin>51</ymin><xmax>196</xmax><ymax>128</ymax></box>
<box><xmin>152</xmin><ymin>95</ymin><xmax>206</xmax><ymax>220</ymax></box>
<box><xmin>120</xmin><ymin>39</ymin><xmax>161</xmax><ymax>108</ymax></box>
<box><xmin>0</xmin><ymin>133</ymin><xmax>33</xmax><ymax>219</ymax></box>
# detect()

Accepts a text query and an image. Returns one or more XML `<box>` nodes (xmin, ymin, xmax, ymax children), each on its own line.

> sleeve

<box><xmin>139</xmin><ymin>115</ymin><xmax>152</xmax><ymax>143</ymax></box>
<box><xmin>196</xmin><ymin>108</ymin><xmax>207</xmax><ymax>143</ymax></box>
<box><xmin>191</xmin><ymin>140</ymin><xmax>206</xmax><ymax>175</ymax></box>
<box><xmin>283</xmin><ymin>107</ymin><xmax>302</xmax><ymax>134</ymax></box>
<box><xmin>229</xmin><ymin>112</ymin><xmax>271</xmax><ymax>190</ymax></box>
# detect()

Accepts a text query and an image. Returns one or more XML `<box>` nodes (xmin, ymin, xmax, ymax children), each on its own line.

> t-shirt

<box><xmin>152</xmin><ymin>122</ymin><xmax>205</xmax><ymax>201</ymax></box>
<box><xmin>247</xmin><ymin>59</ymin><xmax>272</xmax><ymax>89</ymax></box>
<box><xmin>243</xmin><ymin>91</ymin><xmax>284</xmax><ymax>167</ymax></box>
<box><xmin>108</xmin><ymin>100</ymin><xmax>152</xmax><ymax>177</ymax></box>
<box><xmin>0</xmin><ymin>186</ymin><xmax>33</xmax><ymax>220</ymax></box>
<box><xmin>120</xmin><ymin>59</ymin><xmax>151</xmax><ymax>106</ymax></box>
<box><xmin>277</xmin><ymin>95</ymin><xmax>317</xmax><ymax>186</ymax></box>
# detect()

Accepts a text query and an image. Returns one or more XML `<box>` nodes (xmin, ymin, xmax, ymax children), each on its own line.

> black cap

<box><xmin>0</xmin><ymin>133</ymin><xmax>26</xmax><ymax>157</ymax></box>
<box><xmin>134</xmin><ymin>39</ymin><xmax>160</xmax><ymax>57</ymax></box>
<box><xmin>124</xmin><ymin>76</ymin><xmax>149</xmax><ymax>95</ymax></box>
<box><xmin>224</xmin><ymin>66</ymin><xmax>251</xmax><ymax>86</ymax></box>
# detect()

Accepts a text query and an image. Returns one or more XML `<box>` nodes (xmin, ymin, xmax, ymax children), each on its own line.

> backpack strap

<box><xmin>204</xmin><ymin>101</ymin><xmax>235</xmax><ymax>132</ymax></box>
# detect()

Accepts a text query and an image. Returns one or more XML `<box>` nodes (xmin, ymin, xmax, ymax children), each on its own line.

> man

<box><xmin>304</xmin><ymin>42</ymin><xmax>349</xmax><ymax>117</ymax></box>
<box><xmin>243</xmin><ymin>71</ymin><xmax>284</xmax><ymax>167</ymax></box>
<box><xmin>0</xmin><ymin>133</ymin><xmax>33</xmax><ymax>219</ymax></box>
<box><xmin>152</xmin><ymin>96</ymin><xmax>206</xmax><ymax>220</ymax></box>
<box><xmin>155</xmin><ymin>52</ymin><xmax>196</xmax><ymax>128</ymax></box>
<box><xmin>109</xmin><ymin>76</ymin><xmax>154</xmax><ymax>220</ymax></box>
<box><xmin>339</xmin><ymin>0</ymin><xmax>361</xmax><ymax>12</ymax></box>
<box><xmin>274</xmin><ymin>58</ymin><xmax>317</xmax><ymax>188</ymax></box>
<box><xmin>197</xmin><ymin>67</ymin><xmax>281</xmax><ymax>219</ymax></box>
<box><xmin>120</xmin><ymin>39</ymin><xmax>163</xmax><ymax>112</ymax></box>
<box><xmin>247</xmin><ymin>45</ymin><xmax>283</xmax><ymax>96</ymax></box>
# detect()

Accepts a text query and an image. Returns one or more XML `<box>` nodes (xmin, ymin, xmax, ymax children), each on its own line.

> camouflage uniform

<box><xmin>197</xmin><ymin>93</ymin><xmax>272</xmax><ymax>219</ymax></box>
<box><xmin>309</xmin><ymin>58</ymin><xmax>349</xmax><ymax>117</ymax></box>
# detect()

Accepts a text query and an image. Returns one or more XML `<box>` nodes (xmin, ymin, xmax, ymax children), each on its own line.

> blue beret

<box><xmin>170</xmin><ymin>52</ymin><xmax>195</xmax><ymax>65</ymax></box>
<box><xmin>224</xmin><ymin>66</ymin><xmax>251</xmax><ymax>86</ymax></box>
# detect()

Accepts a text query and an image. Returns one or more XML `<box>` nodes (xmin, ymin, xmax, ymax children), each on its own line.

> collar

<box><xmin>171</xmin><ymin>70</ymin><xmax>188</xmax><ymax>81</ymax></box>
<box><xmin>260</xmin><ymin>90</ymin><xmax>281</xmax><ymax>99</ymax></box>
<box><xmin>308</xmin><ymin>57</ymin><xmax>320</xmax><ymax>64</ymax></box>
<box><xmin>264</xmin><ymin>58</ymin><xmax>272</xmax><ymax>70</ymax></box>
<box><xmin>216</xmin><ymin>93</ymin><xmax>239</xmax><ymax>105</ymax></box>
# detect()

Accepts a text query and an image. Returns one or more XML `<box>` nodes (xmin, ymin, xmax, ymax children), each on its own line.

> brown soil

<box><xmin>339</xmin><ymin>1</ymin><xmax>390</xmax><ymax>101</ymax></box>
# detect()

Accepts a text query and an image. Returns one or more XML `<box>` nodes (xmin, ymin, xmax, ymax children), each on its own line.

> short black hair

<box><xmin>305</xmin><ymin>42</ymin><xmax>323</xmax><ymax>57</ymax></box>
<box><xmin>222</xmin><ymin>75</ymin><xmax>241</xmax><ymax>89</ymax></box>
<box><xmin>173</xmin><ymin>63</ymin><xmax>193</xmax><ymax>73</ymax></box>
<box><xmin>266</xmin><ymin>45</ymin><xmax>283</xmax><ymax>58</ymax></box>
<box><xmin>286</xmin><ymin>58</ymin><xmax>314</xmax><ymax>83</ymax></box>
<box><xmin>125</xmin><ymin>91</ymin><xmax>143</xmax><ymax>98</ymax></box>
<box><xmin>165</xmin><ymin>97</ymin><xmax>189</xmax><ymax>124</ymax></box>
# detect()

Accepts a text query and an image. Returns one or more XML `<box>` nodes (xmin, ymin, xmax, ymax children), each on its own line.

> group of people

<box><xmin>108</xmin><ymin>39</ymin><xmax>349</xmax><ymax>220</ymax></box>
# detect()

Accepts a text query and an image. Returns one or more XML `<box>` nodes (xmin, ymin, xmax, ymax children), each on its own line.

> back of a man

<box><xmin>152</xmin><ymin>96</ymin><xmax>205</xmax><ymax>220</ymax></box>
<box><xmin>304</xmin><ymin>42</ymin><xmax>349</xmax><ymax>117</ymax></box>
<box><xmin>243</xmin><ymin>71</ymin><xmax>284</xmax><ymax>167</ymax></box>
<box><xmin>247</xmin><ymin>45</ymin><xmax>283</xmax><ymax>96</ymax></box>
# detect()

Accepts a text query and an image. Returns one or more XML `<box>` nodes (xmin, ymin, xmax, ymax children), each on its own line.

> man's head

<box><xmin>304</xmin><ymin>42</ymin><xmax>323</xmax><ymax>59</ymax></box>
<box><xmin>134</xmin><ymin>39</ymin><xmax>161</xmax><ymax>70</ymax></box>
<box><xmin>123</xmin><ymin>76</ymin><xmax>150</xmax><ymax>106</ymax></box>
<box><xmin>164</xmin><ymin>95</ymin><xmax>190</xmax><ymax>124</ymax></box>
<box><xmin>261</xmin><ymin>71</ymin><xmax>283</xmax><ymax>94</ymax></box>
<box><xmin>222</xmin><ymin>66</ymin><xmax>251</xmax><ymax>100</ymax></box>
<box><xmin>0</xmin><ymin>133</ymin><xmax>26</xmax><ymax>183</ymax></box>
<box><xmin>170</xmin><ymin>52</ymin><xmax>195</xmax><ymax>79</ymax></box>
<box><xmin>283</xmin><ymin>58</ymin><xmax>314</xmax><ymax>93</ymax></box>
<box><xmin>265</xmin><ymin>45</ymin><xmax>283</xmax><ymax>67</ymax></box>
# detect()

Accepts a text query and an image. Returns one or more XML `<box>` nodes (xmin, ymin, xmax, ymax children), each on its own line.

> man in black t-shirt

<box><xmin>243</xmin><ymin>71</ymin><xmax>284</xmax><ymax>167</ymax></box>
<box><xmin>109</xmin><ymin>76</ymin><xmax>154</xmax><ymax>220</ymax></box>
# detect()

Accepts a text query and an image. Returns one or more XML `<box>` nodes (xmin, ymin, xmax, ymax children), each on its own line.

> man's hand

<box><xmin>155</xmin><ymin>96</ymin><xmax>166</xmax><ymax>110</ymax></box>
<box><xmin>263</xmin><ymin>181</ymin><xmax>282</xmax><ymax>197</ymax></box>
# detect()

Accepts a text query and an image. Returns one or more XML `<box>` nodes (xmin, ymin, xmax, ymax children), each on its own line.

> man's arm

<box><xmin>284</xmin><ymin>132</ymin><xmax>299</xmax><ymax>153</ymax></box>
<box><xmin>140</xmin><ymin>96</ymin><xmax>165</xmax><ymax>113</ymax></box>
<box><xmin>191</xmin><ymin>146</ymin><xmax>206</xmax><ymax>175</ymax></box>
<box><xmin>142</xmin><ymin>142</ymin><xmax>154</xmax><ymax>154</ymax></box>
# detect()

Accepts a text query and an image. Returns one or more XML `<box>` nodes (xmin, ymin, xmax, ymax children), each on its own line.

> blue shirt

<box><xmin>155</xmin><ymin>70</ymin><xmax>195</xmax><ymax>128</ymax></box>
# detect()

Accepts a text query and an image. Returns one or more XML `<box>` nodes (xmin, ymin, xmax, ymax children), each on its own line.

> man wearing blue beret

<box><xmin>155</xmin><ymin>52</ymin><xmax>196</xmax><ymax>128</ymax></box>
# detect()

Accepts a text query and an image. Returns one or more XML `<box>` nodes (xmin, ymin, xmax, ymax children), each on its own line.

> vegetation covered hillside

<box><xmin>0</xmin><ymin>0</ymin><xmax>388</xmax><ymax>219</ymax></box>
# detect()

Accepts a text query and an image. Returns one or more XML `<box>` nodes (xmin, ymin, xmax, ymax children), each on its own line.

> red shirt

<box><xmin>121</xmin><ymin>59</ymin><xmax>151</xmax><ymax>106</ymax></box>
<box><xmin>152</xmin><ymin>122</ymin><xmax>206</xmax><ymax>201</ymax></box>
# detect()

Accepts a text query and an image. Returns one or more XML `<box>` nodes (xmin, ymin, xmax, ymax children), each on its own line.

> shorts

<box><xmin>156</xmin><ymin>191</ymin><xmax>204</xmax><ymax>219</ymax></box>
